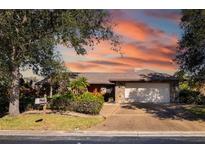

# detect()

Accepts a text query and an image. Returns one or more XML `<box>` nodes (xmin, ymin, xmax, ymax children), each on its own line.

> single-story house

<box><xmin>78</xmin><ymin>69</ymin><xmax>179</xmax><ymax>104</ymax></box>
<box><xmin>35</xmin><ymin>69</ymin><xmax>179</xmax><ymax>104</ymax></box>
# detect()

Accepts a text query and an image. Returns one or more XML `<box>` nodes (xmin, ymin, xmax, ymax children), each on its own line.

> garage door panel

<box><xmin>125</xmin><ymin>83</ymin><xmax>170</xmax><ymax>103</ymax></box>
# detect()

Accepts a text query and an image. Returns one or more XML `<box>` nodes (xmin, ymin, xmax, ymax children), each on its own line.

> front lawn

<box><xmin>0</xmin><ymin>114</ymin><xmax>104</xmax><ymax>131</ymax></box>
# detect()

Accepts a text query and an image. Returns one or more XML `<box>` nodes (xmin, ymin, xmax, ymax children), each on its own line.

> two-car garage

<box><xmin>124</xmin><ymin>82</ymin><xmax>171</xmax><ymax>103</ymax></box>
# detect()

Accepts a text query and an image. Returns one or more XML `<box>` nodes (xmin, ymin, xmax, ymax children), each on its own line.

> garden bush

<box><xmin>178</xmin><ymin>89</ymin><xmax>205</xmax><ymax>104</ymax></box>
<box><xmin>19</xmin><ymin>88</ymin><xmax>37</xmax><ymax>112</ymax></box>
<box><xmin>50</xmin><ymin>93</ymin><xmax>74</xmax><ymax>111</ymax></box>
<box><xmin>20</xmin><ymin>94</ymin><xmax>35</xmax><ymax>112</ymax></box>
<box><xmin>72</xmin><ymin>92</ymin><xmax>104</xmax><ymax>115</ymax></box>
<box><xmin>0</xmin><ymin>85</ymin><xmax>9</xmax><ymax>116</ymax></box>
<box><xmin>50</xmin><ymin>92</ymin><xmax>104</xmax><ymax>115</ymax></box>
<box><xmin>19</xmin><ymin>80</ymin><xmax>38</xmax><ymax>112</ymax></box>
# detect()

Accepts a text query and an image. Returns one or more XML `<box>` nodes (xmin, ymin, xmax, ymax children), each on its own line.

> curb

<box><xmin>1</xmin><ymin>130</ymin><xmax>205</xmax><ymax>137</ymax></box>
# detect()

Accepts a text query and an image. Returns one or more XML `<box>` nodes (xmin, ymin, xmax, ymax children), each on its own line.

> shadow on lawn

<box><xmin>0</xmin><ymin>114</ymin><xmax>6</xmax><ymax>118</ymax></box>
<box><xmin>121</xmin><ymin>103</ymin><xmax>205</xmax><ymax>121</ymax></box>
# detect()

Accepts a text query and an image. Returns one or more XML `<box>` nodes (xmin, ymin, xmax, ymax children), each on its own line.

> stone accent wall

<box><xmin>170</xmin><ymin>81</ymin><xmax>179</xmax><ymax>103</ymax></box>
<box><xmin>115</xmin><ymin>82</ymin><xmax>125</xmax><ymax>104</ymax></box>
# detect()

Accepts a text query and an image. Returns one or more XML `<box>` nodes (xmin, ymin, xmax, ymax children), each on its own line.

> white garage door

<box><xmin>125</xmin><ymin>83</ymin><xmax>170</xmax><ymax>103</ymax></box>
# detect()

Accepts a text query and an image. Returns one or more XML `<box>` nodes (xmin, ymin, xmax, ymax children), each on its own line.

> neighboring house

<box><xmin>78</xmin><ymin>69</ymin><xmax>179</xmax><ymax>104</ymax></box>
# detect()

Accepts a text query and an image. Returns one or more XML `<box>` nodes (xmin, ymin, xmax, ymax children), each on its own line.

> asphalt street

<box><xmin>0</xmin><ymin>135</ymin><xmax>205</xmax><ymax>144</ymax></box>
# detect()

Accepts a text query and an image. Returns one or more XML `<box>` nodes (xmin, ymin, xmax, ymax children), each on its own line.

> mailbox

<box><xmin>35</xmin><ymin>98</ymin><xmax>47</xmax><ymax>105</ymax></box>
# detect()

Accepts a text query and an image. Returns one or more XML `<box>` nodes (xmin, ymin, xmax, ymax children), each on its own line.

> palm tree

<box><xmin>69</xmin><ymin>77</ymin><xmax>89</xmax><ymax>95</ymax></box>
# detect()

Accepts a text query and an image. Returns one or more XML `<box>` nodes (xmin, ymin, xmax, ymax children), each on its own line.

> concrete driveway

<box><xmin>88</xmin><ymin>103</ymin><xmax>205</xmax><ymax>131</ymax></box>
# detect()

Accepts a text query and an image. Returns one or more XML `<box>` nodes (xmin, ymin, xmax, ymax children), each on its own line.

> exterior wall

<box><xmin>88</xmin><ymin>84</ymin><xmax>104</xmax><ymax>93</ymax></box>
<box><xmin>88</xmin><ymin>84</ymin><xmax>115</xmax><ymax>102</ymax></box>
<box><xmin>115</xmin><ymin>82</ymin><xmax>125</xmax><ymax>103</ymax></box>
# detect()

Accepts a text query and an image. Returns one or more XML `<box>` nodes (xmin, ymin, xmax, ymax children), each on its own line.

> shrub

<box><xmin>50</xmin><ymin>93</ymin><xmax>74</xmax><ymax>111</ymax></box>
<box><xmin>72</xmin><ymin>92</ymin><xmax>104</xmax><ymax>114</ymax></box>
<box><xmin>0</xmin><ymin>85</ymin><xmax>9</xmax><ymax>116</ymax></box>
<box><xmin>19</xmin><ymin>88</ymin><xmax>37</xmax><ymax>112</ymax></box>
<box><xmin>50</xmin><ymin>92</ymin><xmax>104</xmax><ymax>115</ymax></box>
<box><xmin>20</xmin><ymin>93</ymin><xmax>35</xmax><ymax>112</ymax></box>
<box><xmin>178</xmin><ymin>89</ymin><xmax>205</xmax><ymax>104</ymax></box>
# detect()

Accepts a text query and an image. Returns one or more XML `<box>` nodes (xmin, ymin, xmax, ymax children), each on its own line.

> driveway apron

<box><xmin>88</xmin><ymin>103</ymin><xmax>205</xmax><ymax>131</ymax></box>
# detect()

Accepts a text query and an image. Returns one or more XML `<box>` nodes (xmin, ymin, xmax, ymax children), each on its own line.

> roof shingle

<box><xmin>78</xmin><ymin>69</ymin><xmax>177</xmax><ymax>84</ymax></box>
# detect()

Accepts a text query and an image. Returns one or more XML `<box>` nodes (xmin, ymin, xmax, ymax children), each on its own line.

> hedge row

<box><xmin>50</xmin><ymin>92</ymin><xmax>104</xmax><ymax>115</ymax></box>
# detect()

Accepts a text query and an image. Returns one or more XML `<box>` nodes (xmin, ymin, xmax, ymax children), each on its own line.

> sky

<box><xmin>23</xmin><ymin>10</ymin><xmax>182</xmax><ymax>78</ymax></box>
<box><xmin>60</xmin><ymin>9</ymin><xmax>181</xmax><ymax>75</ymax></box>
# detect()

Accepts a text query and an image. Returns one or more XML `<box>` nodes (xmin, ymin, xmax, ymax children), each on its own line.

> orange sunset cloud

<box><xmin>62</xmin><ymin>10</ymin><xmax>180</xmax><ymax>74</ymax></box>
<box><xmin>114</xmin><ymin>19</ymin><xmax>165</xmax><ymax>41</ymax></box>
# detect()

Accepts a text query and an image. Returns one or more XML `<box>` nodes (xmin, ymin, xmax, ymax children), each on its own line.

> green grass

<box><xmin>0</xmin><ymin>114</ymin><xmax>104</xmax><ymax>131</ymax></box>
<box><xmin>187</xmin><ymin>106</ymin><xmax>205</xmax><ymax>116</ymax></box>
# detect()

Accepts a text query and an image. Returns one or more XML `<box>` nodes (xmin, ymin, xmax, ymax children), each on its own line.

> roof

<box><xmin>35</xmin><ymin>72</ymin><xmax>78</xmax><ymax>85</ymax></box>
<box><xmin>78</xmin><ymin>73</ymin><xmax>115</xmax><ymax>84</ymax></box>
<box><xmin>78</xmin><ymin>69</ymin><xmax>178</xmax><ymax>84</ymax></box>
<box><xmin>35</xmin><ymin>69</ymin><xmax>178</xmax><ymax>85</ymax></box>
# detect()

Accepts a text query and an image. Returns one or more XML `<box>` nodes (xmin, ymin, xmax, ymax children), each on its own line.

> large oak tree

<box><xmin>176</xmin><ymin>10</ymin><xmax>205</xmax><ymax>79</ymax></box>
<box><xmin>0</xmin><ymin>10</ymin><xmax>118</xmax><ymax>116</ymax></box>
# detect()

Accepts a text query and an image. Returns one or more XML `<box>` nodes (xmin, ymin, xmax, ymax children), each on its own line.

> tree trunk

<box><xmin>9</xmin><ymin>66</ymin><xmax>20</xmax><ymax>116</ymax></box>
